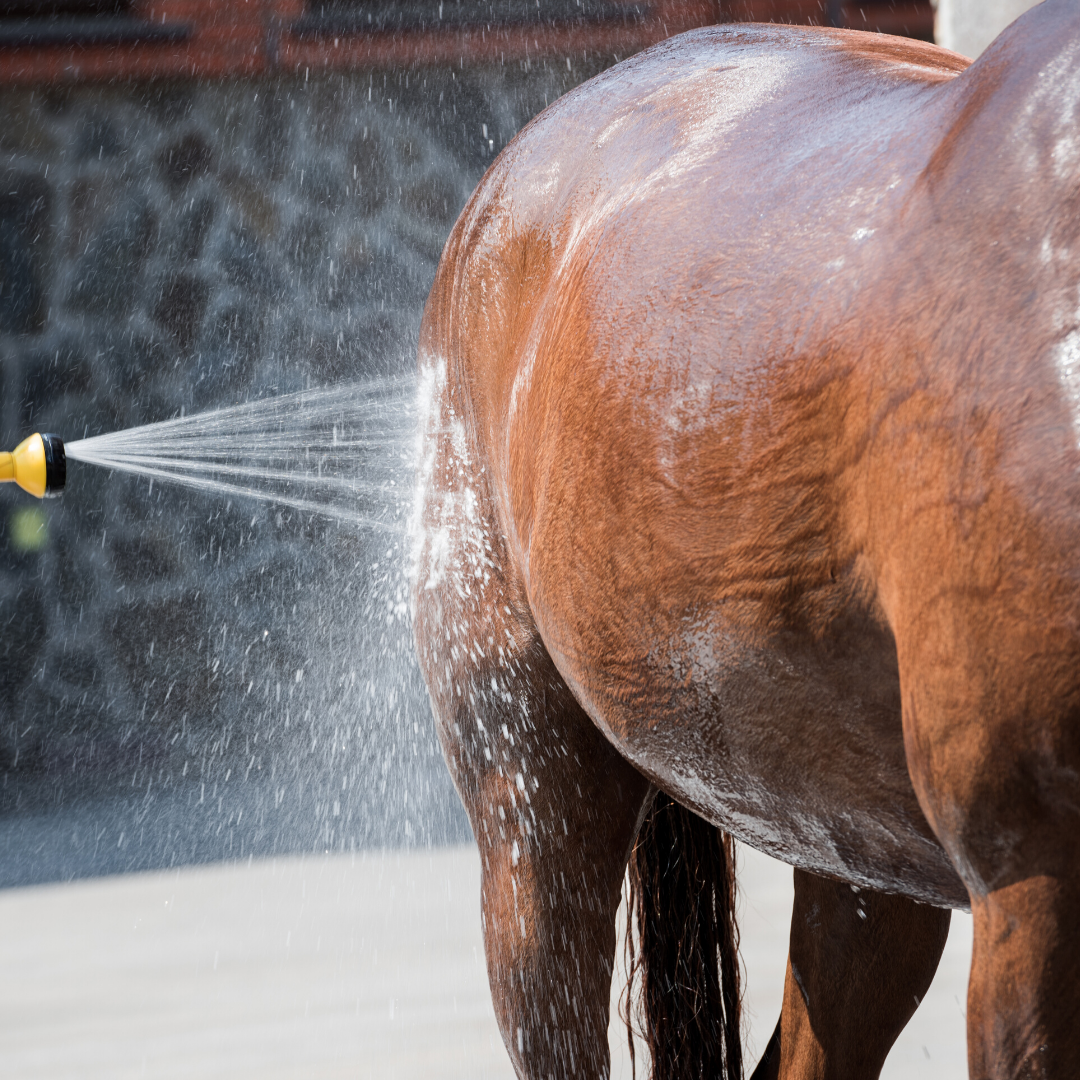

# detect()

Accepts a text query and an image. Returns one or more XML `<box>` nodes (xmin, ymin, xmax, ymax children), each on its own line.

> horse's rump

<box><xmin>418</xmin><ymin>23</ymin><xmax>979</xmax><ymax>906</ymax></box>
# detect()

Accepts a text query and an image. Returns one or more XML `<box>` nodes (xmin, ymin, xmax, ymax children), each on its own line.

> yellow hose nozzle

<box><xmin>0</xmin><ymin>433</ymin><xmax>66</xmax><ymax>498</ymax></box>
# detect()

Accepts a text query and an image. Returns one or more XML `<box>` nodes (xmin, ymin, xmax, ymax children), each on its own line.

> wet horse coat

<box><xmin>412</xmin><ymin>3</ymin><xmax>1080</xmax><ymax>1076</ymax></box>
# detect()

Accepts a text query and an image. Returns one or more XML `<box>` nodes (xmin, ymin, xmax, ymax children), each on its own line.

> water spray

<box><xmin>0</xmin><ymin>379</ymin><xmax>417</xmax><ymax>530</ymax></box>
<box><xmin>0</xmin><ymin>433</ymin><xmax>66</xmax><ymax>498</ymax></box>
<box><xmin>49</xmin><ymin>379</ymin><xmax>413</xmax><ymax>529</ymax></box>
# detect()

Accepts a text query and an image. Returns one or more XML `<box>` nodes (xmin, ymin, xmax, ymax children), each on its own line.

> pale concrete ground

<box><xmin>934</xmin><ymin>0</ymin><xmax>1041</xmax><ymax>58</ymax></box>
<box><xmin>0</xmin><ymin>844</ymin><xmax>971</xmax><ymax>1079</ymax></box>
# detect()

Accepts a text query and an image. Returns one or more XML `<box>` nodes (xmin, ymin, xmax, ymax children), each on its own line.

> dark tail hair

<box><xmin>623</xmin><ymin>791</ymin><xmax>742</xmax><ymax>1080</ymax></box>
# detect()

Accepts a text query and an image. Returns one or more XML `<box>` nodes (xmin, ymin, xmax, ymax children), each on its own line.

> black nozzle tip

<box><xmin>40</xmin><ymin>433</ymin><xmax>65</xmax><ymax>497</ymax></box>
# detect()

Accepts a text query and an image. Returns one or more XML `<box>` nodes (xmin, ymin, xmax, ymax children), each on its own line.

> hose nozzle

<box><xmin>0</xmin><ymin>433</ymin><xmax>66</xmax><ymax>498</ymax></box>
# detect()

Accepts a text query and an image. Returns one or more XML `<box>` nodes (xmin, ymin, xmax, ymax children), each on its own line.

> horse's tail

<box><xmin>624</xmin><ymin>791</ymin><xmax>743</xmax><ymax>1080</ymax></box>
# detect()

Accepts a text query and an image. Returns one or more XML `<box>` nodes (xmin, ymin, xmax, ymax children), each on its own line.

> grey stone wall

<box><xmin>0</xmin><ymin>56</ymin><xmax>608</xmax><ymax>883</ymax></box>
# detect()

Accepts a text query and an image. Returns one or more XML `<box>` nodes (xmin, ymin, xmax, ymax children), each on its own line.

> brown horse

<box><xmin>410</xmin><ymin>3</ymin><xmax>1080</xmax><ymax>1076</ymax></box>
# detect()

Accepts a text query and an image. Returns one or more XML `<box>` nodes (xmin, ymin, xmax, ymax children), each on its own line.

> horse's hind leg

<box><xmin>757</xmin><ymin>869</ymin><xmax>950</xmax><ymax>1080</ymax></box>
<box><xmin>426</xmin><ymin>629</ymin><xmax>648</xmax><ymax>1078</ymax></box>
<box><xmin>901</xmin><ymin>691</ymin><xmax>1080</xmax><ymax>1078</ymax></box>
<box><xmin>413</xmin><ymin>555</ymin><xmax>649</xmax><ymax>1074</ymax></box>
<box><xmin>413</xmin><ymin>357</ymin><xmax>652</xmax><ymax>1077</ymax></box>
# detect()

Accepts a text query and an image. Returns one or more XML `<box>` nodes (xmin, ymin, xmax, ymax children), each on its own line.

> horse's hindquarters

<box><xmin>415</xmin><ymin>6</ymin><xmax>1080</xmax><ymax>1070</ymax></box>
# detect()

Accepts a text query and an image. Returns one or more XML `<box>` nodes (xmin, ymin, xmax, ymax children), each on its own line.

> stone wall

<box><xmin>0</xmin><ymin>56</ymin><xmax>608</xmax><ymax>882</ymax></box>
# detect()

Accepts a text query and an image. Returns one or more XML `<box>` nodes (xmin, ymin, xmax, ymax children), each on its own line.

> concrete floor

<box><xmin>0</xmin><ymin>844</ymin><xmax>971</xmax><ymax>1078</ymax></box>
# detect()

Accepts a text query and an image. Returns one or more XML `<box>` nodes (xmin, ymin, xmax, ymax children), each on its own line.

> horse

<box><xmin>410</xmin><ymin>2</ymin><xmax>1080</xmax><ymax>1076</ymax></box>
